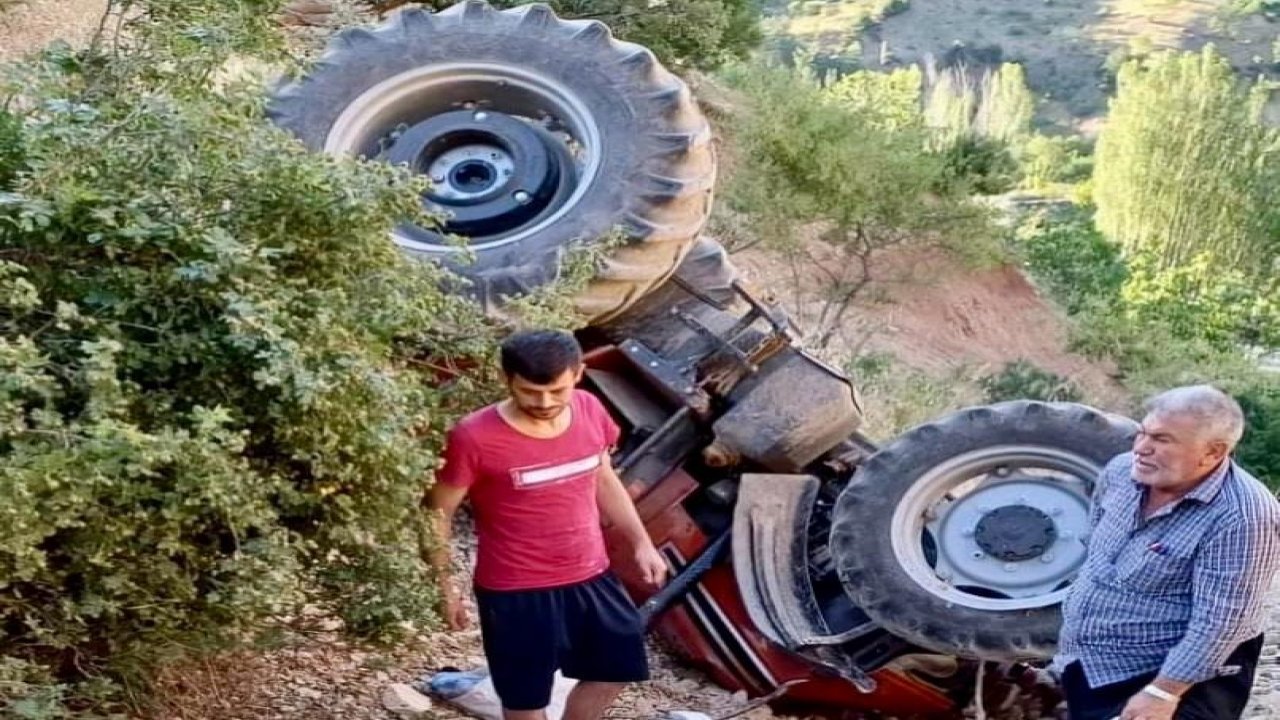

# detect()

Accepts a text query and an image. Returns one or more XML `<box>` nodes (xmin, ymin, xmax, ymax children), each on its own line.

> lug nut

<box><xmin>473</xmin><ymin>111</ymin><xmax>489</xmax><ymax>121</ymax></box>
<box><xmin>1041</xmin><ymin>552</ymin><xmax>1055</xmax><ymax>563</ymax></box>
<box><xmin>1003</xmin><ymin>563</ymin><xmax>1017</xmax><ymax>572</ymax></box>
<box><xmin>513</xmin><ymin>190</ymin><xmax>531</xmax><ymax>204</ymax></box>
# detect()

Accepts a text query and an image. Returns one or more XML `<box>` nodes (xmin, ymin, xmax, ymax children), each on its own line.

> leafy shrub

<box><xmin>1120</xmin><ymin>252</ymin><xmax>1280</xmax><ymax>352</ymax></box>
<box><xmin>1018</xmin><ymin>133</ymin><xmax>1093</xmax><ymax>189</ymax></box>
<box><xmin>937</xmin><ymin>135</ymin><xmax>1020</xmax><ymax>195</ymax></box>
<box><xmin>0</xmin><ymin>2</ymin><xmax>515</xmax><ymax>714</ymax></box>
<box><xmin>848</xmin><ymin>353</ymin><xmax>983</xmax><ymax>437</ymax></box>
<box><xmin>1014</xmin><ymin>209</ymin><xmax>1127</xmax><ymax>315</ymax></box>
<box><xmin>979</xmin><ymin>360</ymin><xmax>1082</xmax><ymax>403</ymax></box>
<box><xmin>1235</xmin><ymin>379</ymin><xmax>1280</xmax><ymax>490</ymax></box>
<box><xmin>477</xmin><ymin>0</ymin><xmax>762</xmax><ymax>70</ymax></box>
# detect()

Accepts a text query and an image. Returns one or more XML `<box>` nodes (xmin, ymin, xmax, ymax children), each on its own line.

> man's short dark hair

<box><xmin>500</xmin><ymin>329</ymin><xmax>583</xmax><ymax>384</ymax></box>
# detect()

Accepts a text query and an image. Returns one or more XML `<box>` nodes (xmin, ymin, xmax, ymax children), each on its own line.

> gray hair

<box><xmin>1144</xmin><ymin>384</ymin><xmax>1245</xmax><ymax>449</ymax></box>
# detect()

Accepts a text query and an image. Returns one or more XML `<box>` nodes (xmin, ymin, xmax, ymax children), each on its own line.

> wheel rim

<box><xmin>323</xmin><ymin>62</ymin><xmax>602</xmax><ymax>251</ymax></box>
<box><xmin>889</xmin><ymin>445</ymin><xmax>1099</xmax><ymax>611</ymax></box>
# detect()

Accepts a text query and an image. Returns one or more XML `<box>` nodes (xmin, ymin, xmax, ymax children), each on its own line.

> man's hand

<box><xmin>439</xmin><ymin>581</ymin><xmax>470</xmax><ymax>631</ymax></box>
<box><xmin>634</xmin><ymin>543</ymin><xmax>669</xmax><ymax>589</ymax></box>
<box><xmin>1118</xmin><ymin>688</ymin><xmax>1178</xmax><ymax>720</ymax></box>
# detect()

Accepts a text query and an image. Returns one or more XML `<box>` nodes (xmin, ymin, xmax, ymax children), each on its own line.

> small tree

<box><xmin>717</xmin><ymin>63</ymin><xmax>995</xmax><ymax>350</ymax></box>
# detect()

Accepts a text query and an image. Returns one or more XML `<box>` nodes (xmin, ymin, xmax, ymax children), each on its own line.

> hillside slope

<box><xmin>773</xmin><ymin>0</ymin><xmax>1279</xmax><ymax>123</ymax></box>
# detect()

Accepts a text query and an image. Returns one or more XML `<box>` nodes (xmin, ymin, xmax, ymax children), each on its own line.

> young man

<box><xmin>426</xmin><ymin>329</ymin><xmax>668</xmax><ymax>720</ymax></box>
<box><xmin>1054</xmin><ymin>385</ymin><xmax>1280</xmax><ymax>720</ymax></box>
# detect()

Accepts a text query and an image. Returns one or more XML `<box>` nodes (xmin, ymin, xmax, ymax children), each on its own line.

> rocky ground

<box><xmin>140</xmin><ymin>512</ymin><xmax>1280</xmax><ymax>720</ymax></box>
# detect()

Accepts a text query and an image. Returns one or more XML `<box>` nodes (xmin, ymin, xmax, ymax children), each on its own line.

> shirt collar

<box><xmin>1181</xmin><ymin>459</ymin><xmax>1232</xmax><ymax>505</ymax></box>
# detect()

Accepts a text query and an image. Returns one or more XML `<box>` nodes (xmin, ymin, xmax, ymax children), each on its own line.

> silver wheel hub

<box><xmin>930</xmin><ymin>477</ymin><xmax>1089</xmax><ymax>600</ymax></box>
<box><xmin>890</xmin><ymin>446</ymin><xmax>1098</xmax><ymax>612</ymax></box>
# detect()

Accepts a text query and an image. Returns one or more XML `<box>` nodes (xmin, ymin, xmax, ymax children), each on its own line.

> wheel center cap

<box><xmin>974</xmin><ymin>504</ymin><xmax>1057</xmax><ymax>562</ymax></box>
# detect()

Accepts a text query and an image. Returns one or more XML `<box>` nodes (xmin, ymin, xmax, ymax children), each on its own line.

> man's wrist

<box><xmin>1141</xmin><ymin>684</ymin><xmax>1180</xmax><ymax>703</ymax></box>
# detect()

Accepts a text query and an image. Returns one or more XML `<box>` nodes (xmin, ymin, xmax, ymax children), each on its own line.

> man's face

<box><xmin>1131</xmin><ymin>411</ymin><xmax>1228</xmax><ymax>490</ymax></box>
<box><xmin>506</xmin><ymin>366</ymin><xmax>582</xmax><ymax>421</ymax></box>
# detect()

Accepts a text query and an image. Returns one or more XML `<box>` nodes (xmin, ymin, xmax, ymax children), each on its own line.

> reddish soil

<box><xmin>733</xmin><ymin>243</ymin><xmax>1128</xmax><ymax>410</ymax></box>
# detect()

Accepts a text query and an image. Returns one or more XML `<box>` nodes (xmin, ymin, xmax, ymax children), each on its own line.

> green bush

<box><xmin>0</xmin><ymin>3</ymin><xmax>510</xmax><ymax>714</ymax></box>
<box><xmin>847</xmin><ymin>353</ymin><xmax>981</xmax><ymax>437</ymax></box>
<box><xmin>1018</xmin><ymin>133</ymin><xmax>1093</xmax><ymax>189</ymax></box>
<box><xmin>1014</xmin><ymin>209</ymin><xmax>1127</xmax><ymax>315</ymax></box>
<box><xmin>1120</xmin><ymin>252</ymin><xmax>1280</xmax><ymax>352</ymax></box>
<box><xmin>937</xmin><ymin>135</ymin><xmax>1020</xmax><ymax>195</ymax></box>
<box><xmin>478</xmin><ymin>0</ymin><xmax>762</xmax><ymax>69</ymax></box>
<box><xmin>979</xmin><ymin>360</ymin><xmax>1083</xmax><ymax>403</ymax></box>
<box><xmin>1235</xmin><ymin>379</ymin><xmax>1280</xmax><ymax>490</ymax></box>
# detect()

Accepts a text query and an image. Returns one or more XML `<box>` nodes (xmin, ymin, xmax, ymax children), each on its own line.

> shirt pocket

<box><xmin>1115</xmin><ymin>551</ymin><xmax>1192</xmax><ymax>595</ymax></box>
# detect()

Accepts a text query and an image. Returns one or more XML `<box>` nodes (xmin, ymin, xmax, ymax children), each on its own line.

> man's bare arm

<box><xmin>596</xmin><ymin>453</ymin><xmax>668</xmax><ymax>587</ymax></box>
<box><xmin>424</xmin><ymin>481</ymin><xmax>470</xmax><ymax>629</ymax></box>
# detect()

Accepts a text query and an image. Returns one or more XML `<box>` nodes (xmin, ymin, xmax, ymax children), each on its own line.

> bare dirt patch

<box><xmin>0</xmin><ymin>0</ymin><xmax>107</xmax><ymax>63</ymax></box>
<box><xmin>732</xmin><ymin>243</ymin><xmax>1128</xmax><ymax>411</ymax></box>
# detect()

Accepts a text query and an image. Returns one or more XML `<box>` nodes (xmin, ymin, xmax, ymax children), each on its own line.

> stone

<box><xmin>382</xmin><ymin>683</ymin><xmax>433</xmax><ymax>718</ymax></box>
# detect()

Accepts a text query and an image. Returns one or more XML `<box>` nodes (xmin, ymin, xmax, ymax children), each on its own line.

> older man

<box><xmin>1055</xmin><ymin>385</ymin><xmax>1280</xmax><ymax>720</ymax></box>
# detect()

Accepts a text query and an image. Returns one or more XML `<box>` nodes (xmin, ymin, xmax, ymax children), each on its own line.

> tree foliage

<box><xmin>1017</xmin><ymin>209</ymin><xmax>1280</xmax><ymax>489</ymax></box>
<box><xmin>716</xmin><ymin>63</ymin><xmax>995</xmax><ymax>348</ymax></box>
<box><xmin>824</xmin><ymin>65</ymin><xmax>924</xmax><ymax>132</ymax></box>
<box><xmin>923</xmin><ymin>62</ymin><xmax>1033</xmax><ymax>146</ymax></box>
<box><xmin>919</xmin><ymin>62</ymin><xmax>1034</xmax><ymax>195</ymax></box>
<box><xmin>441</xmin><ymin>0</ymin><xmax>762</xmax><ymax>69</ymax></box>
<box><xmin>1015</xmin><ymin>208</ymin><xmax>1128</xmax><ymax>316</ymax></box>
<box><xmin>0</xmin><ymin>2</ymin><xmax>516</xmax><ymax>714</ymax></box>
<box><xmin>1094</xmin><ymin>47</ymin><xmax>1280</xmax><ymax>275</ymax></box>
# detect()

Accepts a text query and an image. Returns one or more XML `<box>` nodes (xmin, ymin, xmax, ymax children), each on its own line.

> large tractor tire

<box><xmin>269</xmin><ymin>1</ymin><xmax>715</xmax><ymax>322</ymax></box>
<box><xmin>829</xmin><ymin>401</ymin><xmax>1137</xmax><ymax>662</ymax></box>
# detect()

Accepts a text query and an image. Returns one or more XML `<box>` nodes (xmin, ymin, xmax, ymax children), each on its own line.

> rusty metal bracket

<box><xmin>617</xmin><ymin>338</ymin><xmax>711</xmax><ymax>416</ymax></box>
<box><xmin>667</xmin><ymin>278</ymin><xmax>800</xmax><ymax>397</ymax></box>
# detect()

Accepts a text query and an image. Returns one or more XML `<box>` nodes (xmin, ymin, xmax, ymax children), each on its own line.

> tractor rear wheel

<box><xmin>269</xmin><ymin>1</ymin><xmax>715</xmax><ymax>322</ymax></box>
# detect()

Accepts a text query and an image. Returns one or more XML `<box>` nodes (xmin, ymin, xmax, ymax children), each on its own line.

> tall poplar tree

<box><xmin>1094</xmin><ymin>47</ymin><xmax>1280</xmax><ymax>275</ymax></box>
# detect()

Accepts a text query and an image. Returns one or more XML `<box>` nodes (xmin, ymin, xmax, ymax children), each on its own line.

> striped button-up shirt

<box><xmin>1054</xmin><ymin>452</ymin><xmax>1280</xmax><ymax>687</ymax></box>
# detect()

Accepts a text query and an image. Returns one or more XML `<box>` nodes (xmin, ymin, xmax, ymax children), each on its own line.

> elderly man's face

<box><xmin>1131</xmin><ymin>412</ymin><xmax>1229</xmax><ymax>491</ymax></box>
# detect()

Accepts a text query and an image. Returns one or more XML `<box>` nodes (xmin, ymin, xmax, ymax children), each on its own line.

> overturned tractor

<box><xmin>270</xmin><ymin>3</ymin><xmax>1136</xmax><ymax>714</ymax></box>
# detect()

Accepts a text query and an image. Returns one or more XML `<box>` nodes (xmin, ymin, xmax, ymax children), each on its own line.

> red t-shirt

<box><xmin>436</xmin><ymin>389</ymin><xmax>621</xmax><ymax>591</ymax></box>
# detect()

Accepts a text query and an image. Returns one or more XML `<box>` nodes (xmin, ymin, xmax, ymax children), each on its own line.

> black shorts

<box><xmin>475</xmin><ymin>571</ymin><xmax>649</xmax><ymax>711</ymax></box>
